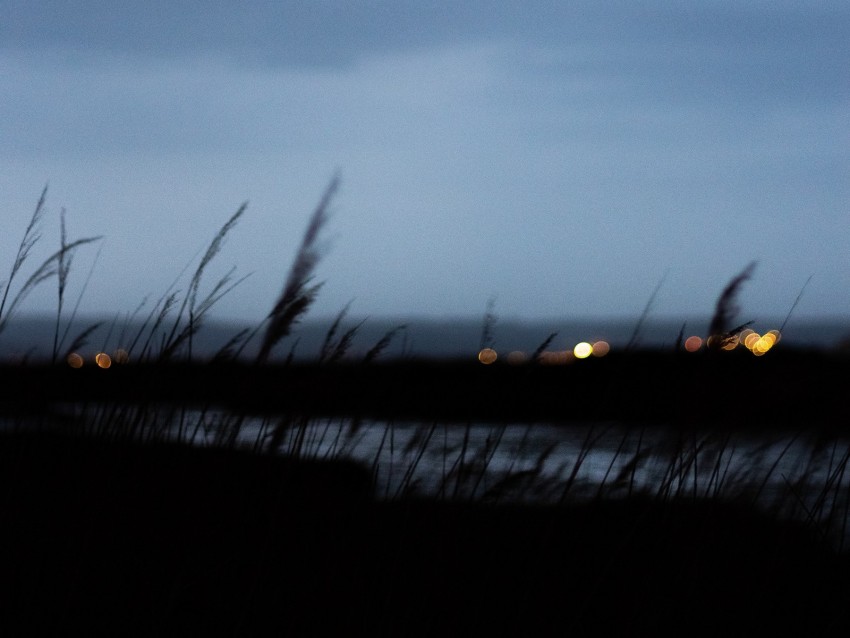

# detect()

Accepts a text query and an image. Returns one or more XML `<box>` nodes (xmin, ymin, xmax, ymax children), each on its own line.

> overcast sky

<box><xmin>2</xmin><ymin>1</ymin><xmax>848</xmax><ymax>325</ymax></box>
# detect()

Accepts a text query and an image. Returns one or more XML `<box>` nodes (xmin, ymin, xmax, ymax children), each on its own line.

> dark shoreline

<box><xmin>3</xmin><ymin>314</ymin><xmax>849</xmax><ymax>363</ymax></box>
<box><xmin>1</xmin><ymin>431</ymin><xmax>848</xmax><ymax>636</ymax></box>
<box><xmin>3</xmin><ymin>349</ymin><xmax>849</xmax><ymax>427</ymax></box>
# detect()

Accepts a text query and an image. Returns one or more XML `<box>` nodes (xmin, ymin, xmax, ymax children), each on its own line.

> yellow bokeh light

<box><xmin>684</xmin><ymin>336</ymin><xmax>702</xmax><ymax>352</ymax></box>
<box><xmin>113</xmin><ymin>348</ymin><xmax>129</xmax><ymax>364</ymax></box>
<box><xmin>753</xmin><ymin>338</ymin><xmax>772</xmax><ymax>354</ymax></box>
<box><xmin>574</xmin><ymin>342</ymin><xmax>593</xmax><ymax>359</ymax></box>
<box><xmin>95</xmin><ymin>352</ymin><xmax>112</xmax><ymax>369</ymax></box>
<box><xmin>591</xmin><ymin>341</ymin><xmax>610</xmax><ymax>357</ymax></box>
<box><xmin>737</xmin><ymin>329</ymin><xmax>782</xmax><ymax>355</ymax></box>
<box><xmin>67</xmin><ymin>352</ymin><xmax>84</xmax><ymax>368</ymax></box>
<box><xmin>478</xmin><ymin>348</ymin><xmax>497</xmax><ymax>364</ymax></box>
<box><xmin>761</xmin><ymin>333</ymin><xmax>778</xmax><ymax>347</ymax></box>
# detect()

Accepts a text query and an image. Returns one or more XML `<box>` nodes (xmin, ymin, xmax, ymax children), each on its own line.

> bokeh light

<box><xmin>684</xmin><ymin>336</ymin><xmax>703</xmax><ymax>352</ymax></box>
<box><xmin>706</xmin><ymin>328</ymin><xmax>781</xmax><ymax>355</ymax></box>
<box><xmin>95</xmin><ymin>352</ymin><xmax>112</xmax><ymax>369</ymax></box>
<box><xmin>113</xmin><ymin>348</ymin><xmax>130</xmax><ymax>364</ymax></box>
<box><xmin>67</xmin><ymin>352</ymin><xmax>84</xmax><ymax>368</ymax></box>
<box><xmin>741</xmin><ymin>329</ymin><xmax>781</xmax><ymax>355</ymax></box>
<box><xmin>721</xmin><ymin>335</ymin><xmax>739</xmax><ymax>351</ymax></box>
<box><xmin>573</xmin><ymin>342</ymin><xmax>593</xmax><ymax>359</ymax></box>
<box><xmin>591</xmin><ymin>341</ymin><xmax>610</xmax><ymax>357</ymax></box>
<box><xmin>743</xmin><ymin>332</ymin><xmax>760</xmax><ymax>350</ymax></box>
<box><xmin>478</xmin><ymin>348</ymin><xmax>497</xmax><ymax>364</ymax></box>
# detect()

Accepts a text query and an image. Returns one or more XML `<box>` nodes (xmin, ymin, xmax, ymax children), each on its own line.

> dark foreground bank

<box><xmin>0</xmin><ymin>432</ymin><xmax>847</xmax><ymax>637</ymax></box>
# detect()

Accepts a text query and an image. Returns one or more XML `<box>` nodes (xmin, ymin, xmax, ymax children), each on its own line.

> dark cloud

<box><xmin>3</xmin><ymin>0</ymin><xmax>846</xmax><ymax>118</ymax></box>
<box><xmin>3</xmin><ymin>1</ymin><xmax>847</xmax><ymax>75</ymax></box>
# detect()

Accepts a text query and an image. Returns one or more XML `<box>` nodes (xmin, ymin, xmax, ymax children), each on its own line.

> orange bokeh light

<box><xmin>721</xmin><ymin>335</ymin><xmax>739</xmax><ymax>351</ymax></box>
<box><xmin>684</xmin><ymin>336</ymin><xmax>702</xmax><ymax>352</ymax></box>
<box><xmin>478</xmin><ymin>348</ymin><xmax>497</xmax><ymax>364</ymax></box>
<box><xmin>591</xmin><ymin>341</ymin><xmax>610</xmax><ymax>357</ymax></box>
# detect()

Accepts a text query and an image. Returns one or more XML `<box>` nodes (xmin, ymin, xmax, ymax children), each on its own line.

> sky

<box><xmin>2</xmin><ymin>1</ymin><xmax>848</xmax><ymax>326</ymax></box>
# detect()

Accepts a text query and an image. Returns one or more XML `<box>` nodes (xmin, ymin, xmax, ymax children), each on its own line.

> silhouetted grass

<box><xmin>256</xmin><ymin>173</ymin><xmax>339</xmax><ymax>364</ymax></box>
<box><xmin>1</xmin><ymin>184</ymin><xmax>849</xmax><ymax>634</ymax></box>
<box><xmin>0</xmin><ymin>185</ymin><xmax>102</xmax><ymax>344</ymax></box>
<box><xmin>707</xmin><ymin>260</ymin><xmax>756</xmax><ymax>349</ymax></box>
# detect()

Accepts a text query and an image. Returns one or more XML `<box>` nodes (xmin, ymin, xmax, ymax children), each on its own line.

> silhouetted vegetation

<box><xmin>1</xmin><ymin>184</ymin><xmax>849</xmax><ymax>635</ymax></box>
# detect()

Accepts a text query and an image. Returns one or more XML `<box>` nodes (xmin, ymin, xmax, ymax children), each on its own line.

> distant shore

<box><xmin>3</xmin><ymin>349</ymin><xmax>848</xmax><ymax>427</ymax></box>
<box><xmin>2</xmin><ymin>314</ymin><xmax>849</xmax><ymax>362</ymax></box>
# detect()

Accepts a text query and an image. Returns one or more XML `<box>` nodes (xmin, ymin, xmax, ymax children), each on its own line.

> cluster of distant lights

<box><xmin>687</xmin><ymin>328</ymin><xmax>781</xmax><ymax>355</ymax></box>
<box><xmin>478</xmin><ymin>340</ymin><xmax>610</xmax><ymax>365</ymax></box>
<box><xmin>478</xmin><ymin>329</ymin><xmax>782</xmax><ymax>364</ymax></box>
<box><xmin>66</xmin><ymin>349</ymin><xmax>130</xmax><ymax>369</ymax></box>
<box><xmin>67</xmin><ymin>331</ymin><xmax>783</xmax><ymax>368</ymax></box>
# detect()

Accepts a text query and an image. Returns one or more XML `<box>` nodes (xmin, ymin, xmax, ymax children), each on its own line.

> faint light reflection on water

<box><xmin>143</xmin><ymin>412</ymin><xmax>850</xmax><ymax>549</ymax></box>
<box><xmin>244</xmin><ymin>419</ymin><xmax>839</xmax><ymax>497</ymax></box>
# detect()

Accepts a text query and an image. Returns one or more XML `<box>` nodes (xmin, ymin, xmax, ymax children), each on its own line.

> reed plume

<box><xmin>0</xmin><ymin>186</ymin><xmax>48</xmax><ymax>332</ymax></box>
<box><xmin>363</xmin><ymin>325</ymin><xmax>407</xmax><ymax>363</ymax></box>
<box><xmin>1</xmin><ymin>187</ymin><xmax>102</xmax><ymax>345</ymax></box>
<box><xmin>161</xmin><ymin>203</ymin><xmax>248</xmax><ymax>360</ymax></box>
<box><xmin>479</xmin><ymin>296</ymin><xmax>497</xmax><ymax>351</ymax></box>
<box><xmin>707</xmin><ymin>261</ymin><xmax>756</xmax><ymax>349</ymax></box>
<box><xmin>0</xmin><ymin>239</ymin><xmax>102</xmax><ymax>338</ymax></box>
<box><xmin>319</xmin><ymin>302</ymin><xmax>366</xmax><ymax>364</ymax></box>
<box><xmin>256</xmin><ymin>174</ymin><xmax>339</xmax><ymax>363</ymax></box>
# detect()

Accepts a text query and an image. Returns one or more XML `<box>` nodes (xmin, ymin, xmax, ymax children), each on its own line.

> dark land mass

<box><xmin>3</xmin><ymin>315</ymin><xmax>849</xmax><ymax>362</ymax></box>
<box><xmin>2</xmin><ymin>349</ymin><xmax>849</xmax><ymax>428</ymax></box>
<box><xmin>0</xmin><ymin>431</ymin><xmax>848</xmax><ymax>637</ymax></box>
<box><xmin>1</xmin><ymin>351</ymin><xmax>850</xmax><ymax>635</ymax></box>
